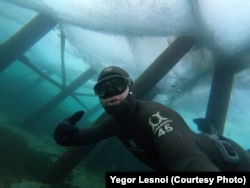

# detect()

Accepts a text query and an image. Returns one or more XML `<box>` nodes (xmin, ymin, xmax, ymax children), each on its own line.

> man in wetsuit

<box><xmin>54</xmin><ymin>66</ymin><xmax>250</xmax><ymax>171</ymax></box>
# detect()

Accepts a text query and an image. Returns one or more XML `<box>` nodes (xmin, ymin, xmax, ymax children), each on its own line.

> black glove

<box><xmin>54</xmin><ymin>110</ymin><xmax>84</xmax><ymax>146</ymax></box>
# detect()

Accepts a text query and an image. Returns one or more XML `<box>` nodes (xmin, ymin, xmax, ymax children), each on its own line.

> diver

<box><xmin>54</xmin><ymin>66</ymin><xmax>250</xmax><ymax>171</ymax></box>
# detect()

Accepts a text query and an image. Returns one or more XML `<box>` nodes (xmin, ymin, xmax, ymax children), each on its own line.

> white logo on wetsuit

<box><xmin>148</xmin><ymin>111</ymin><xmax>174</xmax><ymax>137</ymax></box>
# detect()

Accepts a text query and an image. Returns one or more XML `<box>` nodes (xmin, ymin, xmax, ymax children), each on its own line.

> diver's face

<box><xmin>100</xmin><ymin>86</ymin><xmax>129</xmax><ymax>107</ymax></box>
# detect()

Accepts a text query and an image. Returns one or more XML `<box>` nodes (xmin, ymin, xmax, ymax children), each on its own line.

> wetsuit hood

<box><xmin>98</xmin><ymin>66</ymin><xmax>130</xmax><ymax>80</ymax></box>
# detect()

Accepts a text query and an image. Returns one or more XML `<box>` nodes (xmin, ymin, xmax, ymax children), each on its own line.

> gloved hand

<box><xmin>54</xmin><ymin>110</ymin><xmax>84</xmax><ymax>146</ymax></box>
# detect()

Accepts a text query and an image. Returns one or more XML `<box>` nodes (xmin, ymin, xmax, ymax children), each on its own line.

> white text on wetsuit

<box><xmin>148</xmin><ymin>111</ymin><xmax>173</xmax><ymax>137</ymax></box>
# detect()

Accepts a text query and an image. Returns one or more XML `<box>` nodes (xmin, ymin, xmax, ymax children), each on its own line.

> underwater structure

<box><xmin>0</xmin><ymin>0</ymin><xmax>249</xmax><ymax>187</ymax></box>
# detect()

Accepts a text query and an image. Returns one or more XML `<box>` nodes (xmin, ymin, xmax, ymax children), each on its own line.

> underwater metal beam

<box><xmin>60</xmin><ymin>30</ymin><xmax>67</xmax><ymax>88</ymax></box>
<box><xmin>134</xmin><ymin>36</ymin><xmax>195</xmax><ymax>97</ymax></box>
<box><xmin>0</xmin><ymin>13</ymin><xmax>56</xmax><ymax>72</ymax></box>
<box><xmin>22</xmin><ymin>67</ymin><xmax>96</xmax><ymax>128</ymax></box>
<box><xmin>42</xmin><ymin>36</ymin><xmax>196</xmax><ymax>184</ymax></box>
<box><xmin>205</xmin><ymin>62</ymin><xmax>236</xmax><ymax>135</ymax></box>
<box><xmin>18</xmin><ymin>55</ymin><xmax>62</xmax><ymax>89</ymax></box>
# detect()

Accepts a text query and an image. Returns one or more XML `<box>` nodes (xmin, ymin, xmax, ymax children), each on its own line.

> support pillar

<box><xmin>0</xmin><ymin>14</ymin><xmax>56</xmax><ymax>72</ymax></box>
<box><xmin>205</xmin><ymin>62</ymin><xmax>236</xmax><ymax>135</ymax></box>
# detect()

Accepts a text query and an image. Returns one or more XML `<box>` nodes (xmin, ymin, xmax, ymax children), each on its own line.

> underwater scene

<box><xmin>0</xmin><ymin>0</ymin><xmax>250</xmax><ymax>187</ymax></box>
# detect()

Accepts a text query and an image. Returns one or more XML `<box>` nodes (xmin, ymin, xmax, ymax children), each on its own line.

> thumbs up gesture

<box><xmin>54</xmin><ymin>111</ymin><xmax>84</xmax><ymax>146</ymax></box>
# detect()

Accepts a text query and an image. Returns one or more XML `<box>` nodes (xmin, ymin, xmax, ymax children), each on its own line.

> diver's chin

<box><xmin>106</xmin><ymin>100</ymin><xmax>122</xmax><ymax>106</ymax></box>
<box><xmin>101</xmin><ymin>95</ymin><xmax>125</xmax><ymax>107</ymax></box>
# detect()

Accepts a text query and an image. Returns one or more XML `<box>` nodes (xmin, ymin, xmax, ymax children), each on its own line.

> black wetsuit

<box><xmin>74</xmin><ymin>100</ymin><xmax>250</xmax><ymax>171</ymax></box>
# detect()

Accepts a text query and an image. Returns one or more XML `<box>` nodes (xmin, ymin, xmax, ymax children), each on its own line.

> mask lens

<box><xmin>109</xmin><ymin>77</ymin><xmax>126</xmax><ymax>92</ymax></box>
<box><xmin>94</xmin><ymin>76</ymin><xmax>129</xmax><ymax>98</ymax></box>
<box><xmin>94</xmin><ymin>81</ymin><xmax>107</xmax><ymax>97</ymax></box>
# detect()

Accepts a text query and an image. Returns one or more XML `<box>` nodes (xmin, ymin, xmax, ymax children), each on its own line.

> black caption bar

<box><xmin>106</xmin><ymin>172</ymin><xmax>249</xmax><ymax>187</ymax></box>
